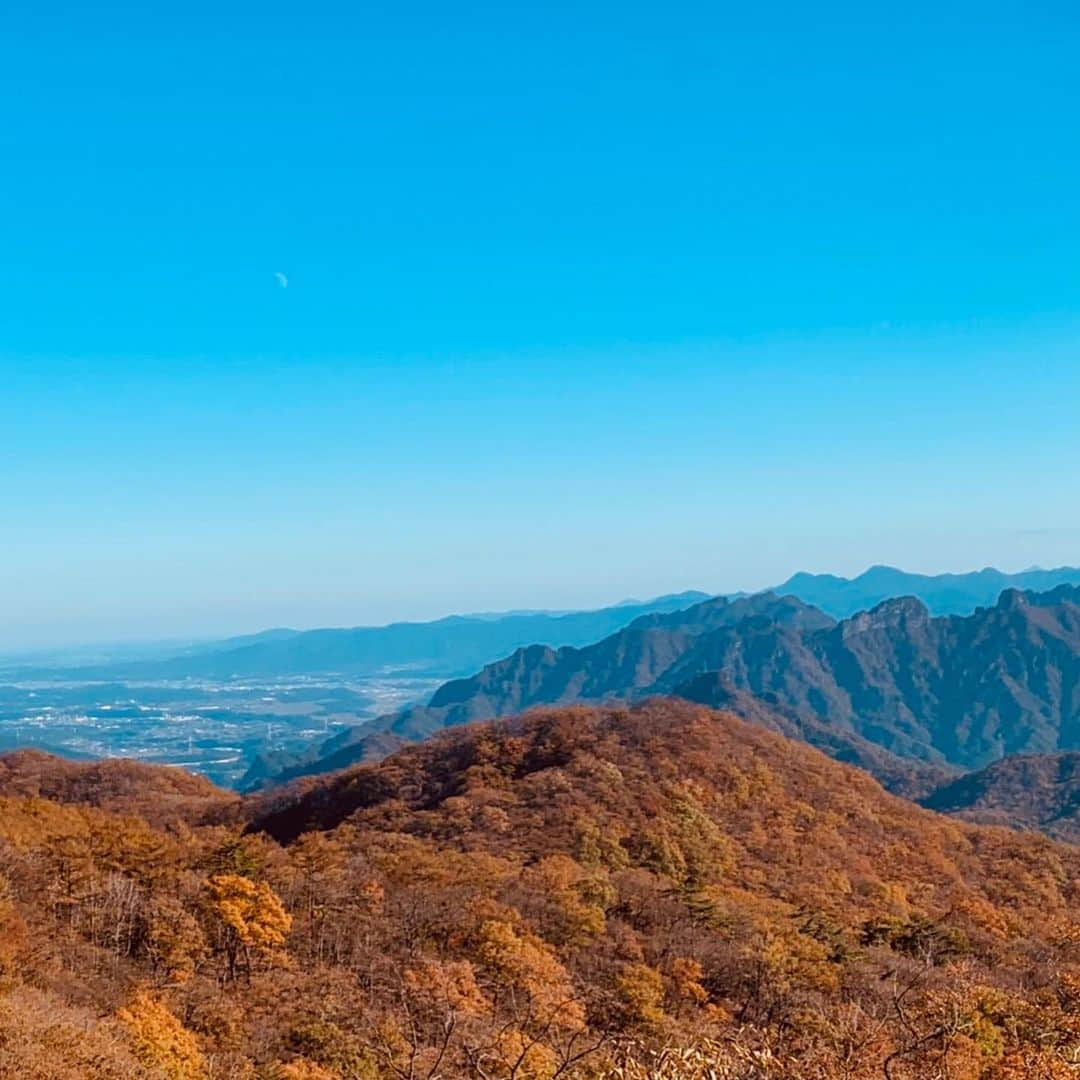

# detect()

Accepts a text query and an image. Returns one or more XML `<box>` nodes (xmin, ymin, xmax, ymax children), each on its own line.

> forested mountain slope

<box><xmin>0</xmin><ymin>748</ymin><xmax>239</xmax><ymax>827</ymax></box>
<box><xmin>920</xmin><ymin>751</ymin><xmax>1080</xmax><ymax>843</ymax></box>
<box><xmin>5</xmin><ymin>701</ymin><xmax>1080</xmax><ymax>1078</ymax></box>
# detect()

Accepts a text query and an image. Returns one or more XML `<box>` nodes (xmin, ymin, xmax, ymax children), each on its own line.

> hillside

<box><xmin>0</xmin><ymin>748</ymin><xmax>239</xmax><ymax>827</ymax></box>
<box><xmin>670</xmin><ymin>586</ymin><xmax>1080</xmax><ymax>767</ymax></box>
<box><xmin>264</xmin><ymin>584</ymin><xmax>1080</xmax><ymax>787</ymax></box>
<box><xmin>920</xmin><ymin>752</ymin><xmax>1080</xmax><ymax>843</ymax></box>
<box><xmin>4</xmin><ymin>701</ymin><xmax>1080</xmax><ymax>1077</ymax></box>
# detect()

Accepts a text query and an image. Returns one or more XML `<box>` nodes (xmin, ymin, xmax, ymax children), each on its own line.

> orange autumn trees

<box><xmin>205</xmin><ymin>872</ymin><xmax>292</xmax><ymax>980</ymax></box>
<box><xmin>5</xmin><ymin>699</ymin><xmax>1080</xmax><ymax>1077</ymax></box>
<box><xmin>115</xmin><ymin>991</ymin><xmax>209</xmax><ymax>1080</ymax></box>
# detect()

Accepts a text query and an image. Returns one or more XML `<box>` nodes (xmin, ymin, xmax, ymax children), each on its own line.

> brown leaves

<box><xmin>404</xmin><ymin>959</ymin><xmax>490</xmax><ymax>1018</ymax></box>
<box><xmin>474</xmin><ymin>918</ymin><xmax>586</xmax><ymax>1032</ymax></box>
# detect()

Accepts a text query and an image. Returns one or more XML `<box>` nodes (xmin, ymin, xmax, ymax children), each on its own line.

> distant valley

<box><xmin>0</xmin><ymin>674</ymin><xmax>441</xmax><ymax>787</ymax></box>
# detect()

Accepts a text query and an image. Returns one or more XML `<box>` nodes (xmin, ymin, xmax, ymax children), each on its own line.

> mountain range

<box><xmin>25</xmin><ymin>565</ymin><xmax>1080</xmax><ymax>683</ymax></box>
<box><xmin>253</xmin><ymin>583</ymin><xmax>1080</xmax><ymax>795</ymax></box>
<box><xmin>774</xmin><ymin>563</ymin><xmax>1080</xmax><ymax>617</ymax></box>
<box><xmin>48</xmin><ymin>591</ymin><xmax>712</xmax><ymax>680</ymax></box>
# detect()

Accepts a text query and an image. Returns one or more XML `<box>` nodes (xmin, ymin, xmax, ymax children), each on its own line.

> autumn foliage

<box><xmin>3</xmin><ymin>699</ymin><xmax>1080</xmax><ymax>1078</ymax></box>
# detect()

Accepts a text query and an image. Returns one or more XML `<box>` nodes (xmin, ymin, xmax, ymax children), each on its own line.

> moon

<box><xmin>274</xmin><ymin>272</ymin><xmax>288</xmax><ymax>289</ymax></box>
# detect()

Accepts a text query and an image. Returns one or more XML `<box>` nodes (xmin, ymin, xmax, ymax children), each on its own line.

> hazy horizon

<box><xmin>5</xmin><ymin>557</ymin><xmax>1080</xmax><ymax>653</ymax></box>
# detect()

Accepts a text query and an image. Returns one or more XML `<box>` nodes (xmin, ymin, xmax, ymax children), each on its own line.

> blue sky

<box><xmin>1</xmin><ymin>1</ymin><xmax>1079</xmax><ymax>646</ymax></box>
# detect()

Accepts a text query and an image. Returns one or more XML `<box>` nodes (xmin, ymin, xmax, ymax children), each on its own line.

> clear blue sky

<box><xmin>2</xmin><ymin>1</ymin><xmax>1079</xmax><ymax>646</ymax></box>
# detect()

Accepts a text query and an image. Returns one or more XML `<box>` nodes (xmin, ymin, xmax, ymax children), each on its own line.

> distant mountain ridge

<box><xmin>778</xmin><ymin>563</ymin><xmax>1080</xmax><ymax>617</ymax></box>
<box><xmin>255</xmin><ymin>583</ymin><xmax>1080</xmax><ymax>790</ymax></box>
<box><xmin>74</xmin><ymin>591</ymin><xmax>712</xmax><ymax>681</ymax></box>
<box><xmin>22</xmin><ymin>565</ymin><xmax>1079</xmax><ymax>682</ymax></box>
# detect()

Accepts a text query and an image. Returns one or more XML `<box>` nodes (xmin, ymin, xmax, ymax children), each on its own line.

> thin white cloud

<box><xmin>274</xmin><ymin>272</ymin><xmax>288</xmax><ymax>289</ymax></box>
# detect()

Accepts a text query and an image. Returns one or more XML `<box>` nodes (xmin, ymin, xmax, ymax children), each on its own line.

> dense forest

<box><xmin>3</xmin><ymin>700</ymin><xmax>1080</xmax><ymax>1078</ymax></box>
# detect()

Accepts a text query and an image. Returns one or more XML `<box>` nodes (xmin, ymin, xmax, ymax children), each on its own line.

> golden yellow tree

<box><xmin>116</xmin><ymin>991</ymin><xmax>208</xmax><ymax>1080</ymax></box>
<box><xmin>205</xmin><ymin>872</ymin><xmax>292</xmax><ymax>980</ymax></box>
